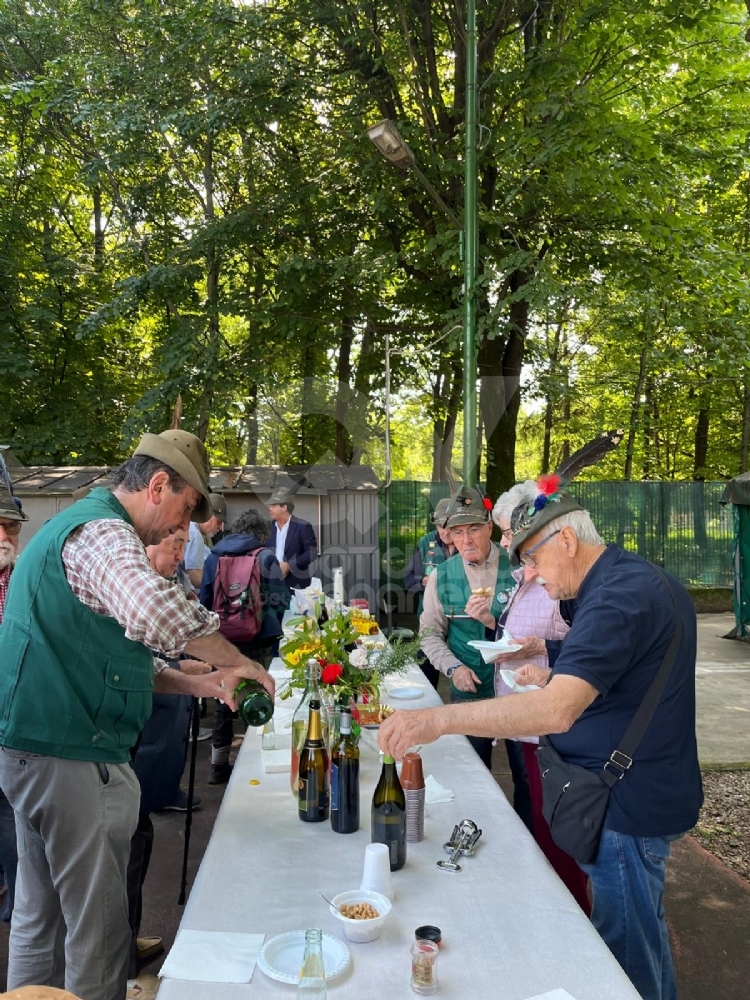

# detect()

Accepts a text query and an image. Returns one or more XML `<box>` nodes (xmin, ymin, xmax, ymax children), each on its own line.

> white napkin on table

<box><xmin>159</xmin><ymin>929</ymin><xmax>265</xmax><ymax>983</ymax></box>
<box><xmin>261</xmin><ymin>747</ymin><xmax>291</xmax><ymax>773</ymax></box>
<box><xmin>425</xmin><ymin>774</ymin><xmax>454</xmax><ymax>804</ymax></box>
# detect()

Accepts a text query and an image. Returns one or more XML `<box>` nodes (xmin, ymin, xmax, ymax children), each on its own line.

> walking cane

<box><xmin>178</xmin><ymin>696</ymin><xmax>201</xmax><ymax>905</ymax></box>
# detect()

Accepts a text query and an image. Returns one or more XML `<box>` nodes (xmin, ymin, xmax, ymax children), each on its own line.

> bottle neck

<box><xmin>307</xmin><ymin>705</ymin><xmax>323</xmax><ymax>742</ymax></box>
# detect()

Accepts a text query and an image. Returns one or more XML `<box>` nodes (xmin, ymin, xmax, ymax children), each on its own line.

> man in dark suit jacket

<box><xmin>266</xmin><ymin>488</ymin><xmax>318</xmax><ymax>589</ymax></box>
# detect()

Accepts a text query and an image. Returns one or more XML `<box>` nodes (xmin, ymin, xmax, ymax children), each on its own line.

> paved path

<box><xmin>696</xmin><ymin>613</ymin><xmax>750</xmax><ymax>764</ymax></box>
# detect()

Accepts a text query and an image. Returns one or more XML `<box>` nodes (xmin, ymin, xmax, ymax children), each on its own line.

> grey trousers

<box><xmin>0</xmin><ymin>748</ymin><xmax>140</xmax><ymax>1000</ymax></box>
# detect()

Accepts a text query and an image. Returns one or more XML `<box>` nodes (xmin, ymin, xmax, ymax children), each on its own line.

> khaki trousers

<box><xmin>0</xmin><ymin>748</ymin><xmax>139</xmax><ymax>1000</ymax></box>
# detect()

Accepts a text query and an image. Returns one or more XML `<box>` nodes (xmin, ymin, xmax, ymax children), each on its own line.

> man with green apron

<box><xmin>419</xmin><ymin>486</ymin><xmax>513</xmax><ymax>768</ymax></box>
<box><xmin>404</xmin><ymin>497</ymin><xmax>455</xmax><ymax>688</ymax></box>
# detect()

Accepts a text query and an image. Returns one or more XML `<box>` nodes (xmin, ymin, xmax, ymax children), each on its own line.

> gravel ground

<box><xmin>693</xmin><ymin>769</ymin><xmax>750</xmax><ymax>882</ymax></box>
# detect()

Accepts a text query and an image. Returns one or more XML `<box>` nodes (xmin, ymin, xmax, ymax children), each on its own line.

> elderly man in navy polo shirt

<box><xmin>379</xmin><ymin>489</ymin><xmax>702</xmax><ymax>1000</ymax></box>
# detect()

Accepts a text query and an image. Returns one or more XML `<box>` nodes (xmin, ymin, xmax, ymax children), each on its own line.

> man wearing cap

<box><xmin>266</xmin><ymin>489</ymin><xmax>317</xmax><ymax>590</ymax></box>
<box><xmin>183</xmin><ymin>491</ymin><xmax>227</xmax><ymax>589</ymax></box>
<box><xmin>380</xmin><ymin>489</ymin><xmax>702</xmax><ymax>1000</ymax></box>
<box><xmin>0</xmin><ymin>430</ymin><xmax>275</xmax><ymax>1000</ymax></box>
<box><xmin>418</xmin><ymin>486</ymin><xmax>514</xmax><ymax>768</ymax></box>
<box><xmin>404</xmin><ymin>497</ymin><xmax>456</xmax><ymax>688</ymax></box>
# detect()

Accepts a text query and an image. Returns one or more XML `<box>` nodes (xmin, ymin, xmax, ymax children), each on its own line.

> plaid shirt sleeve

<box><xmin>62</xmin><ymin>518</ymin><xmax>219</xmax><ymax>659</ymax></box>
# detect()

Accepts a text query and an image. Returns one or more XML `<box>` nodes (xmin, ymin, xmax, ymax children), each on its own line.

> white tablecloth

<box><xmin>158</xmin><ymin>668</ymin><xmax>640</xmax><ymax>1000</ymax></box>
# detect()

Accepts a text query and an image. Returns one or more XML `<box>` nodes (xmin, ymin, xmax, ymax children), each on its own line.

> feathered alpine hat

<box><xmin>508</xmin><ymin>429</ymin><xmax>624</xmax><ymax>567</ymax></box>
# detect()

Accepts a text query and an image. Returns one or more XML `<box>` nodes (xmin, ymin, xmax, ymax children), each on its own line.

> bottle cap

<box><xmin>382</xmin><ymin>754</ymin><xmax>395</xmax><ymax>764</ymax></box>
<box><xmin>310</xmin><ymin>698</ymin><xmax>321</xmax><ymax>710</ymax></box>
<box><xmin>415</xmin><ymin>925</ymin><xmax>442</xmax><ymax>946</ymax></box>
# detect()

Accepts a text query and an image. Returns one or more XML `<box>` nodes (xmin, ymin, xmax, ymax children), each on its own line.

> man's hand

<box><xmin>491</xmin><ymin>636</ymin><xmax>546</xmax><ymax>662</ymax></box>
<box><xmin>514</xmin><ymin>663</ymin><xmax>552</xmax><ymax>688</ymax></box>
<box><xmin>179</xmin><ymin>659</ymin><xmax>212</xmax><ymax>676</ymax></box>
<box><xmin>378</xmin><ymin>709</ymin><xmax>443</xmax><ymax>761</ymax></box>
<box><xmin>464</xmin><ymin>594</ymin><xmax>494</xmax><ymax>628</ymax></box>
<box><xmin>279</xmin><ymin>561</ymin><xmax>290</xmax><ymax>578</ymax></box>
<box><xmin>450</xmin><ymin>664</ymin><xmax>481</xmax><ymax>693</ymax></box>
<box><xmin>215</xmin><ymin>659</ymin><xmax>276</xmax><ymax>702</ymax></box>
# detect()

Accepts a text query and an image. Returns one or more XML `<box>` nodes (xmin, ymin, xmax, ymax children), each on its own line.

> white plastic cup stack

<box><xmin>360</xmin><ymin>842</ymin><xmax>395</xmax><ymax>901</ymax></box>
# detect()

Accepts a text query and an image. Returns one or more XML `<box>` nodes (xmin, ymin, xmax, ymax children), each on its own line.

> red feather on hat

<box><xmin>537</xmin><ymin>473</ymin><xmax>561</xmax><ymax>497</ymax></box>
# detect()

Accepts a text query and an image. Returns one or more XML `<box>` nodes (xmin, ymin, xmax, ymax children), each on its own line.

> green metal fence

<box><xmin>379</xmin><ymin>481</ymin><xmax>734</xmax><ymax>590</ymax></box>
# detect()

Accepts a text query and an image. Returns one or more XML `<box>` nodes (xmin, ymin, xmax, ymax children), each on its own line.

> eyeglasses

<box><xmin>0</xmin><ymin>520</ymin><xmax>21</xmax><ymax>537</ymax></box>
<box><xmin>519</xmin><ymin>529</ymin><xmax>561</xmax><ymax>568</ymax></box>
<box><xmin>449</xmin><ymin>524</ymin><xmax>486</xmax><ymax>540</ymax></box>
<box><xmin>500</xmin><ymin>528</ymin><xmax>513</xmax><ymax>540</ymax></box>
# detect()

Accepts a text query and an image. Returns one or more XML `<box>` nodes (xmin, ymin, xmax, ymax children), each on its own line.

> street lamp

<box><xmin>366</xmin><ymin>121</ymin><xmax>460</xmax><ymax>226</ymax></box>
<box><xmin>366</xmin><ymin>110</ymin><xmax>478</xmax><ymax>486</ymax></box>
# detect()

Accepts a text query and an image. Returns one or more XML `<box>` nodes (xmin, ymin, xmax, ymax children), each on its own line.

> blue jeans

<box><xmin>580</xmin><ymin>828</ymin><xmax>680</xmax><ymax>1000</ymax></box>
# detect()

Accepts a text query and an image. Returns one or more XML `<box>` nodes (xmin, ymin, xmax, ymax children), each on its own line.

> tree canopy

<box><xmin>1</xmin><ymin>0</ymin><xmax>748</xmax><ymax>487</ymax></box>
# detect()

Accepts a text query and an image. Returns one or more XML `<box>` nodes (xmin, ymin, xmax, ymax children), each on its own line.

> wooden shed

<box><xmin>10</xmin><ymin>464</ymin><xmax>383</xmax><ymax>607</ymax></box>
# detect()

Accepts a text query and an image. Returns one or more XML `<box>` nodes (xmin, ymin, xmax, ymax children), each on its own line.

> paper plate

<box><xmin>467</xmin><ymin>639</ymin><xmax>522</xmax><ymax>663</ymax></box>
<box><xmin>258</xmin><ymin>930</ymin><xmax>350</xmax><ymax>984</ymax></box>
<box><xmin>388</xmin><ymin>686</ymin><xmax>424</xmax><ymax>700</ymax></box>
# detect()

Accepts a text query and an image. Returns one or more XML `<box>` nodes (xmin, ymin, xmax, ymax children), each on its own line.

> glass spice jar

<box><xmin>410</xmin><ymin>939</ymin><xmax>438</xmax><ymax>995</ymax></box>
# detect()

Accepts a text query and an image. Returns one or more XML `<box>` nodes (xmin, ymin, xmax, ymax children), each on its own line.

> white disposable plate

<box><xmin>258</xmin><ymin>931</ymin><xmax>350</xmax><ymax>985</ymax></box>
<box><xmin>467</xmin><ymin>639</ymin><xmax>523</xmax><ymax>663</ymax></box>
<box><xmin>388</xmin><ymin>686</ymin><xmax>424</xmax><ymax>700</ymax></box>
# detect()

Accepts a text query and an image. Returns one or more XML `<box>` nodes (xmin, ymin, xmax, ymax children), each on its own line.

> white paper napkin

<box><xmin>160</xmin><ymin>929</ymin><xmax>265</xmax><ymax>983</ymax></box>
<box><xmin>261</xmin><ymin>748</ymin><xmax>291</xmax><ymax>773</ymax></box>
<box><xmin>499</xmin><ymin>669</ymin><xmax>539</xmax><ymax>694</ymax></box>
<box><xmin>425</xmin><ymin>774</ymin><xmax>454</xmax><ymax>804</ymax></box>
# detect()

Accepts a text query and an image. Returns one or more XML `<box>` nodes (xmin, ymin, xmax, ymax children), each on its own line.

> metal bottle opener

<box><xmin>437</xmin><ymin>819</ymin><xmax>482</xmax><ymax>872</ymax></box>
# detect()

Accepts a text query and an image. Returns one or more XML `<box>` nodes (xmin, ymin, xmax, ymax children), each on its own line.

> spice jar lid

<box><xmin>415</xmin><ymin>925</ymin><xmax>442</xmax><ymax>945</ymax></box>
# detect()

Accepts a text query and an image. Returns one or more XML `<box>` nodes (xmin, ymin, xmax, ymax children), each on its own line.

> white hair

<box><xmin>492</xmin><ymin>481</ymin><xmax>538</xmax><ymax>528</ymax></box>
<box><xmin>531</xmin><ymin>509</ymin><xmax>604</xmax><ymax>546</ymax></box>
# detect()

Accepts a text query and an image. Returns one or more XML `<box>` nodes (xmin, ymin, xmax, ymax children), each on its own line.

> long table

<box><xmin>158</xmin><ymin>666</ymin><xmax>640</xmax><ymax>1000</ymax></box>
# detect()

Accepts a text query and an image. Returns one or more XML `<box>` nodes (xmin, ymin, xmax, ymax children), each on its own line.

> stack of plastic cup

<box><xmin>400</xmin><ymin>752</ymin><xmax>425</xmax><ymax>843</ymax></box>
<box><xmin>360</xmin><ymin>842</ymin><xmax>395</xmax><ymax>900</ymax></box>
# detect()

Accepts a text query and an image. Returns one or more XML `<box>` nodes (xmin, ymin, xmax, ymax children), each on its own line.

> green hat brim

<box><xmin>508</xmin><ymin>492</ymin><xmax>583</xmax><ymax>568</ymax></box>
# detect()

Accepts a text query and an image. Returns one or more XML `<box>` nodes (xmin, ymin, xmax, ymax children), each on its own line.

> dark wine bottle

<box><xmin>331</xmin><ymin>708</ymin><xmax>359</xmax><ymax>834</ymax></box>
<box><xmin>298</xmin><ymin>698</ymin><xmax>330</xmax><ymax>823</ymax></box>
<box><xmin>233</xmin><ymin>679</ymin><xmax>274</xmax><ymax>727</ymax></box>
<box><xmin>371</xmin><ymin>754</ymin><xmax>407</xmax><ymax>870</ymax></box>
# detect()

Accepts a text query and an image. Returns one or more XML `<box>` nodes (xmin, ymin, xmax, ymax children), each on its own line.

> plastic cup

<box><xmin>361</xmin><ymin>842</ymin><xmax>395</xmax><ymax>901</ymax></box>
<box><xmin>400</xmin><ymin>753</ymin><xmax>425</xmax><ymax>790</ymax></box>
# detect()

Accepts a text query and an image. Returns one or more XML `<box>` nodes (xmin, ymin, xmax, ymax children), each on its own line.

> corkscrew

<box><xmin>437</xmin><ymin>819</ymin><xmax>482</xmax><ymax>872</ymax></box>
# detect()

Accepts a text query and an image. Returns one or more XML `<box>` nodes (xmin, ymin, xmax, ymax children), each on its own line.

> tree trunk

<box><xmin>245</xmin><ymin>383</ymin><xmax>258</xmax><ymax>465</ymax></box>
<box><xmin>432</xmin><ymin>357</ymin><xmax>462</xmax><ymax>481</ymax></box>
<box><xmin>541</xmin><ymin>320</ymin><xmax>563</xmax><ymax>473</ymax></box>
<box><xmin>197</xmin><ymin>133</ymin><xmax>219</xmax><ymax>443</ymax></box>
<box><xmin>480</xmin><ymin>274</ymin><xmax>528</xmax><ymax>499</ymax></box>
<box><xmin>642</xmin><ymin>376</ymin><xmax>654</xmax><ymax>479</ymax></box>
<box><xmin>693</xmin><ymin>397</ymin><xmax>710</xmax><ymax>481</ymax></box>
<box><xmin>335</xmin><ymin>304</ymin><xmax>354</xmax><ymax>465</ymax></box>
<box><xmin>93</xmin><ymin>185</ymin><xmax>104</xmax><ymax>268</ymax></box>
<box><xmin>623</xmin><ymin>339</ymin><xmax>649</xmax><ymax>481</ymax></box>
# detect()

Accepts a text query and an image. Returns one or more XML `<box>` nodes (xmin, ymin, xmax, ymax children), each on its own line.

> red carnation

<box><xmin>537</xmin><ymin>473</ymin><xmax>561</xmax><ymax>497</ymax></box>
<box><xmin>321</xmin><ymin>662</ymin><xmax>344</xmax><ymax>685</ymax></box>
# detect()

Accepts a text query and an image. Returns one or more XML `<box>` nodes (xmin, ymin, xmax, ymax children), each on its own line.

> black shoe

<box><xmin>160</xmin><ymin>789</ymin><xmax>201</xmax><ymax>812</ymax></box>
<box><xmin>209</xmin><ymin>763</ymin><xmax>233</xmax><ymax>785</ymax></box>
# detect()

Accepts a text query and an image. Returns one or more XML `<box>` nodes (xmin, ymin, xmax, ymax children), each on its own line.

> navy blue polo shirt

<box><xmin>549</xmin><ymin>544</ymin><xmax>703</xmax><ymax>837</ymax></box>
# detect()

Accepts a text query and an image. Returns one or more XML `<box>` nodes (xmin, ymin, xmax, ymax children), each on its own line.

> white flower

<box><xmin>349</xmin><ymin>648</ymin><xmax>369</xmax><ymax>668</ymax></box>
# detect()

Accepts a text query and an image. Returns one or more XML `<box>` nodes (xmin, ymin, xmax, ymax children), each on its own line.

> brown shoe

<box><xmin>136</xmin><ymin>935</ymin><xmax>164</xmax><ymax>960</ymax></box>
<box><xmin>126</xmin><ymin>973</ymin><xmax>160</xmax><ymax>1000</ymax></box>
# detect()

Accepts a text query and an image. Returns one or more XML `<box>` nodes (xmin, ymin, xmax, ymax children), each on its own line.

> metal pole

<box><xmin>462</xmin><ymin>0</ymin><xmax>478</xmax><ymax>486</ymax></box>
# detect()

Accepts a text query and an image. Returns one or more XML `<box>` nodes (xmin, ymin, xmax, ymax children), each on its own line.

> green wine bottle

<box><xmin>371</xmin><ymin>754</ymin><xmax>406</xmax><ymax>870</ymax></box>
<box><xmin>234</xmin><ymin>679</ymin><xmax>274</xmax><ymax>727</ymax></box>
<box><xmin>298</xmin><ymin>698</ymin><xmax>330</xmax><ymax>823</ymax></box>
<box><xmin>331</xmin><ymin>708</ymin><xmax>359</xmax><ymax>834</ymax></box>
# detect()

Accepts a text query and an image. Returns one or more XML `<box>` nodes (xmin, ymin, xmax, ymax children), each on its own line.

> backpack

<box><xmin>212</xmin><ymin>552</ymin><xmax>263</xmax><ymax>643</ymax></box>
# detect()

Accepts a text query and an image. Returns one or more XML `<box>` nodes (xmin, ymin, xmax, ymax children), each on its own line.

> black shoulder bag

<box><xmin>535</xmin><ymin>569</ymin><xmax>683</xmax><ymax>865</ymax></box>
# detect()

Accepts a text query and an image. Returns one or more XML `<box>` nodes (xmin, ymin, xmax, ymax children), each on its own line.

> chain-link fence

<box><xmin>379</xmin><ymin>481</ymin><xmax>734</xmax><ymax>590</ymax></box>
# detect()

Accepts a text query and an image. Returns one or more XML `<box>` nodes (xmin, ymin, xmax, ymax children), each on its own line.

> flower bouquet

<box><xmin>279</xmin><ymin>610</ymin><xmax>420</xmax><ymax>706</ymax></box>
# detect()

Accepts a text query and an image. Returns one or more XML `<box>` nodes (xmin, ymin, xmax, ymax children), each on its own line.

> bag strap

<box><xmin>599</xmin><ymin>566</ymin><xmax>683</xmax><ymax>788</ymax></box>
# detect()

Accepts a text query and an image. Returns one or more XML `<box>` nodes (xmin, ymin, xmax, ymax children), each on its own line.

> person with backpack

<box><xmin>200</xmin><ymin>508</ymin><xmax>290</xmax><ymax>784</ymax></box>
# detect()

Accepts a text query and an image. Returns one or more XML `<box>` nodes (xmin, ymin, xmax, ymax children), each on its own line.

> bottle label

<box><xmin>331</xmin><ymin>763</ymin><xmax>339</xmax><ymax>811</ymax></box>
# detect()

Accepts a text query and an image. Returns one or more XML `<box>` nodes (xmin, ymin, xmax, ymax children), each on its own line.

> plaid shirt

<box><xmin>0</xmin><ymin>564</ymin><xmax>10</xmax><ymax>625</ymax></box>
<box><xmin>62</xmin><ymin>518</ymin><xmax>218</xmax><ymax>661</ymax></box>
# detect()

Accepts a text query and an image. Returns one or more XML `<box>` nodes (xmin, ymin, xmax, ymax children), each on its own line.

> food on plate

<box><xmin>340</xmin><ymin>902</ymin><xmax>380</xmax><ymax>920</ymax></box>
<box><xmin>356</xmin><ymin>705</ymin><xmax>395</xmax><ymax>726</ymax></box>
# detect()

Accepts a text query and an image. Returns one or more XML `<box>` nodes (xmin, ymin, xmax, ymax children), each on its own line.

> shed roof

<box><xmin>10</xmin><ymin>464</ymin><xmax>380</xmax><ymax>497</ymax></box>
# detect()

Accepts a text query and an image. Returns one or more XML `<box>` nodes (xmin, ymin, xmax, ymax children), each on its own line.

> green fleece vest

<box><xmin>0</xmin><ymin>488</ymin><xmax>154</xmax><ymax>763</ymax></box>
<box><xmin>436</xmin><ymin>544</ymin><xmax>513</xmax><ymax>702</ymax></box>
